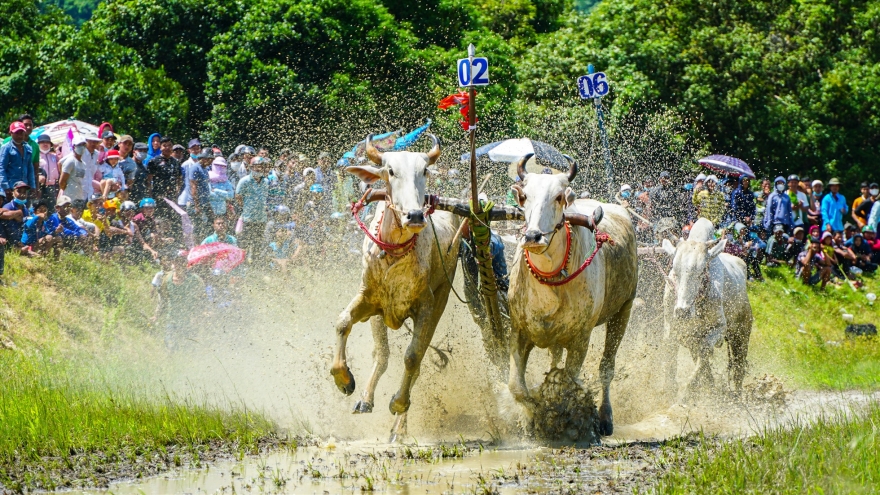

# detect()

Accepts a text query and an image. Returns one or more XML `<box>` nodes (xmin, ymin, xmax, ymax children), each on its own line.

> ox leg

<box><xmin>597</xmin><ymin>299</ymin><xmax>633</xmax><ymax>436</ymax></box>
<box><xmin>508</xmin><ymin>325</ymin><xmax>535</xmax><ymax>406</ymax></box>
<box><xmin>331</xmin><ymin>292</ymin><xmax>376</xmax><ymax>396</ymax></box>
<box><xmin>550</xmin><ymin>346</ymin><xmax>564</xmax><ymax>369</ymax></box>
<box><xmin>353</xmin><ymin>316</ymin><xmax>389</xmax><ymax>414</ymax></box>
<box><xmin>726</xmin><ymin>319</ymin><xmax>751</xmax><ymax>395</ymax></box>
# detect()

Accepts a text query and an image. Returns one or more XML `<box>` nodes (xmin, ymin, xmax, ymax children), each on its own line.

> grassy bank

<box><xmin>0</xmin><ymin>253</ymin><xmax>287</xmax><ymax>492</ymax></box>
<box><xmin>656</xmin><ymin>403</ymin><xmax>880</xmax><ymax>493</ymax></box>
<box><xmin>749</xmin><ymin>267</ymin><xmax>880</xmax><ymax>390</ymax></box>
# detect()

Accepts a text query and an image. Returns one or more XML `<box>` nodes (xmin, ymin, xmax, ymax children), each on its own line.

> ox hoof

<box><xmin>389</xmin><ymin>394</ymin><xmax>410</xmax><ymax>415</ymax></box>
<box><xmin>352</xmin><ymin>400</ymin><xmax>373</xmax><ymax>414</ymax></box>
<box><xmin>598</xmin><ymin>403</ymin><xmax>614</xmax><ymax>436</ymax></box>
<box><xmin>331</xmin><ymin>367</ymin><xmax>356</xmax><ymax>396</ymax></box>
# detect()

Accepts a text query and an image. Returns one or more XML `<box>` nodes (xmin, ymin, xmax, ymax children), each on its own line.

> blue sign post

<box><xmin>579</xmin><ymin>65</ymin><xmax>613</xmax><ymax>199</ymax></box>
<box><xmin>458</xmin><ymin>44</ymin><xmax>489</xmax><ymax>213</ymax></box>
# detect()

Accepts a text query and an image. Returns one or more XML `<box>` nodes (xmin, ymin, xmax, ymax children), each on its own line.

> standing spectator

<box><xmin>116</xmin><ymin>135</ymin><xmax>136</xmax><ymax>189</ymax></box>
<box><xmin>787</xmin><ymin>174</ymin><xmax>809</xmax><ymax>228</ymax></box>
<box><xmin>127</xmin><ymin>142</ymin><xmax>151</xmax><ymax>202</ymax></box>
<box><xmin>2</xmin><ymin>115</ymin><xmax>39</xmax><ymax>184</ymax></box>
<box><xmin>208</xmin><ymin>157</ymin><xmax>235</xmax><ymax>219</ymax></box>
<box><xmin>729</xmin><ymin>177</ymin><xmax>756</xmax><ymax>224</ymax></box>
<box><xmin>228</xmin><ymin>144</ymin><xmax>255</xmax><ymax>187</ymax></box>
<box><xmin>763</xmin><ymin>176</ymin><xmax>793</xmax><ymax>234</ymax></box>
<box><xmin>236</xmin><ymin>157</ymin><xmax>270</xmax><ymax>261</ymax></box>
<box><xmin>821</xmin><ymin>178</ymin><xmax>848</xmax><ymax>232</ymax></box>
<box><xmin>853</xmin><ymin>182</ymin><xmax>876</xmax><ymax>229</ymax></box>
<box><xmin>202</xmin><ymin>215</ymin><xmax>237</xmax><ymax>245</ymax></box>
<box><xmin>755</xmin><ymin>178</ymin><xmax>772</xmax><ymax>207</ymax></box>
<box><xmin>0</xmin><ymin>121</ymin><xmax>36</xmax><ymax>197</ymax></box>
<box><xmin>648</xmin><ymin>171</ymin><xmax>679</xmax><ymax>226</ymax></box>
<box><xmin>37</xmin><ymin>134</ymin><xmax>60</xmax><ymax>207</ymax></box>
<box><xmin>171</xmin><ymin>144</ymin><xmax>185</xmax><ymax>163</ymax></box>
<box><xmin>22</xmin><ymin>199</ymin><xmax>62</xmax><ymax>258</ymax></box>
<box><xmin>82</xmin><ymin>132</ymin><xmax>102</xmax><ymax>200</ymax></box>
<box><xmin>807</xmin><ymin>180</ymin><xmax>824</xmax><ymax>226</ymax></box>
<box><xmin>189</xmin><ymin>150</ymin><xmax>214</xmax><ymax>239</ymax></box>
<box><xmin>177</xmin><ymin>138</ymin><xmax>202</xmax><ymax>208</ymax></box>
<box><xmin>147</xmin><ymin>137</ymin><xmax>182</xmax><ymax>222</ymax></box>
<box><xmin>97</xmin><ymin>130</ymin><xmax>117</xmax><ymax>164</ymax></box>
<box><xmin>146</xmin><ymin>133</ymin><xmax>162</xmax><ymax>162</ymax></box>
<box><xmin>693</xmin><ymin>175</ymin><xmax>727</xmax><ymax>226</ymax></box>
<box><xmin>59</xmin><ymin>136</ymin><xmax>90</xmax><ymax>202</ymax></box>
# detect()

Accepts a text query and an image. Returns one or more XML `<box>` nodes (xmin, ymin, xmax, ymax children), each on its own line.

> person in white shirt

<box><xmin>177</xmin><ymin>138</ymin><xmax>203</xmax><ymax>206</ymax></box>
<box><xmin>788</xmin><ymin>174</ymin><xmax>809</xmax><ymax>227</ymax></box>
<box><xmin>98</xmin><ymin>149</ymin><xmax>127</xmax><ymax>199</ymax></box>
<box><xmin>82</xmin><ymin>132</ymin><xmax>102</xmax><ymax>199</ymax></box>
<box><xmin>59</xmin><ymin>136</ymin><xmax>90</xmax><ymax>201</ymax></box>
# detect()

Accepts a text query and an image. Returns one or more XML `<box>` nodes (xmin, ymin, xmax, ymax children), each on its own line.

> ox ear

<box><xmin>708</xmin><ymin>238</ymin><xmax>727</xmax><ymax>259</ymax></box>
<box><xmin>345</xmin><ymin>165</ymin><xmax>383</xmax><ymax>184</ymax></box>
<box><xmin>661</xmin><ymin>238</ymin><xmax>676</xmax><ymax>257</ymax></box>
<box><xmin>511</xmin><ymin>184</ymin><xmax>526</xmax><ymax>207</ymax></box>
<box><xmin>564</xmin><ymin>187</ymin><xmax>576</xmax><ymax>207</ymax></box>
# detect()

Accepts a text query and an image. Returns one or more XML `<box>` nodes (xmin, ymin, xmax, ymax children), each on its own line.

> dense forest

<box><xmin>3</xmin><ymin>0</ymin><xmax>879</xmax><ymax>185</ymax></box>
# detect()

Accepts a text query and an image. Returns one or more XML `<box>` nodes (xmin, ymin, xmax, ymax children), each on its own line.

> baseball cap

<box><xmin>172</xmin><ymin>144</ymin><xmax>185</xmax><ymax>151</ymax></box>
<box><xmin>134</xmin><ymin>142</ymin><xmax>148</xmax><ymax>151</ymax></box>
<box><xmin>197</xmin><ymin>149</ymin><xmax>214</xmax><ymax>160</ymax></box>
<box><xmin>870</xmin><ymin>183</ymin><xmax>879</xmax><ymax>188</ymax></box>
<box><xmin>787</xmin><ymin>174</ymin><xmax>799</xmax><ymax>182</ymax></box>
<box><xmin>187</xmin><ymin>138</ymin><xmax>202</xmax><ymax>148</ymax></box>
<box><xmin>659</xmin><ymin>171</ymin><xmax>671</xmax><ymax>178</ymax></box>
<box><xmin>773</xmin><ymin>224</ymin><xmax>785</xmax><ymax>233</ymax></box>
<box><xmin>56</xmin><ymin>195</ymin><xmax>72</xmax><ymax>207</ymax></box>
<box><xmin>8</xmin><ymin>121</ymin><xmax>26</xmax><ymax>133</ymax></box>
<box><xmin>89</xmin><ymin>193</ymin><xmax>104</xmax><ymax>202</ymax></box>
<box><xmin>72</xmin><ymin>136</ymin><xmax>87</xmax><ymax>146</ymax></box>
<box><xmin>812</xmin><ymin>180</ymin><xmax>823</xmax><ymax>187</ymax></box>
<box><xmin>36</xmin><ymin>134</ymin><xmax>52</xmax><ymax>143</ymax></box>
<box><xmin>71</xmin><ymin>199</ymin><xmax>87</xmax><ymax>210</ymax></box>
<box><xmin>101</xmin><ymin>130</ymin><xmax>116</xmax><ymax>140</ymax></box>
<box><xmin>105</xmin><ymin>150</ymin><xmax>121</xmax><ymax>160</ymax></box>
<box><xmin>84</xmin><ymin>132</ymin><xmax>101</xmax><ymax>142</ymax></box>
<box><xmin>118</xmin><ymin>134</ymin><xmax>133</xmax><ymax>144</ymax></box>
<box><xmin>860</xmin><ymin>181</ymin><xmax>869</xmax><ymax>188</ymax></box>
<box><xmin>12</xmin><ymin>181</ymin><xmax>29</xmax><ymax>190</ymax></box>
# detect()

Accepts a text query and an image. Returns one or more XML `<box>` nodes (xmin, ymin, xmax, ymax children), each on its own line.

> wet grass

<box><xmin>748</xmin><ymin>267</ymin><xmax>880</xmax><ymax>390</ymax></box>
<box><xmin>655</xmin><ymin>402</ymin><xmax>880</xmax><ymax>493</ymax></box>
<box><xmin>0</xmin><ymin>351</ymin><xmax>282</xmax><ymax>492</ymax></box>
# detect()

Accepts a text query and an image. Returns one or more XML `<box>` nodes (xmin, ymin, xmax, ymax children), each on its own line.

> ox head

<box><xmin>510</xmin><ymin>153</ymin><xmax>578</xmax><ymax>252</ymax></box>
<box><xmin>661</xmin><ymin>237</ymin><xmax>726</xmax><ymax>319</ymax></box>
<box><xmin>346</xmin><ymin>133</ymin><xmax>441</xmax><ymax>233</ymax></box>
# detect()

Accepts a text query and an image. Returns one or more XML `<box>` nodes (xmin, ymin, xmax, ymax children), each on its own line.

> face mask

<box><xmin>13</xmin><ymin>198</ymin><xmax>26</xmax><ymax>206</ymax></box>
<box><xmin>190</xmin><ymin>153</ymin><xmax>199</xmax><ymax>160</ymax></box>
<box><xmin>621</xmin><ymin>191</ymin><xmax>631</xmax><ymax>199</ymax></box>
<box><xmin>39</xmin><ymin>144</ymin><xmax>51</xmax><ymax>153</ymax></box>
<box><xmin>776</xmin><ymin>184</ymin><xmax>785</xmax><ymax>192</ymax></box>
<box><xmin>810</xmin><ymin>236</ymin><xmax>819</xmax><ymax>243</ymax></box>
<box><xmin>134</xmin><ymin>151</ymin><xmax>146</xmax><ymax>160</ymax></box>
<box><xmin>74</xmin><ymin>145</ymin><xmax>86</xmax><ymax>155</ymax></box>
<box><xmin>871</xmin><ymin>189</ymin><xmax>879</xmax><ymax>196</ymax></box>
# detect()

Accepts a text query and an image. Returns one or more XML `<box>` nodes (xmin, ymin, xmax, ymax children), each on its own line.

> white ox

<box><xmin>661</xmin><ymin>218</ymin><xmax>752</xmax><ymax>393</ymax></box>
<box><xmin>508</xmin><ymin>155</ymin><xmax>638</xmax><ymax>436</ymax></box>
<box><xmin>331</xmin><ymin>134</ymin><xmax>460</xmax><ymax>441</ymax></box>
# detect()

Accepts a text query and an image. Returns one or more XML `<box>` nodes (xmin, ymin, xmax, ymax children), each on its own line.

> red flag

<box><xmin>438</xmin><ymin>91</ymin><xmax>478</xmax><ymax>130</ymax></box>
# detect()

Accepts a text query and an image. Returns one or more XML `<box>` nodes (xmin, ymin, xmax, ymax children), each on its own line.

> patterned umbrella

<box><xmin>698</xmin><ymin>155</ymin><xmax>756</xmax><ymax>179</ymax></box>
<box><xmin>32</xmin><ymin>119</ymin><xmax>99</xmax><ymax>157</ymax></box>
<box><xmin>461</xmin><ymin>138</ymin><xmax>570</xmax><ymax>179</ymax></box>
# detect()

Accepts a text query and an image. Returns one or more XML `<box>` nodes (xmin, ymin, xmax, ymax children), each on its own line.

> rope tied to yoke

<box><xmin>468</xmin><ymin>199</ymin><xmax>499</xmax><ymax>299</ymax></box>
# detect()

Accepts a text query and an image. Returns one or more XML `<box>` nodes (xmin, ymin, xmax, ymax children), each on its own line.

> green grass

<box><xmin>749</xmin><ymin>267</ymin><xmax>880</xmax><ymax>390</ymax></box>
<box><xmin>656</xmin><ymin>403</ymin><xmax>880</xmax><ymax>493</ymax></box>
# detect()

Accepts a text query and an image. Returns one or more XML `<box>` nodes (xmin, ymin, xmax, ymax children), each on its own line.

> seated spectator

<box><xmin>202</xmin><ymin>215</ymin><xmax>237</xmax><ymax>245</ymax></box>
<box><xmin>843</xmin><ymin>223</ymin><xmax>857</xmax><ymax>242</ymax></box>
<box><xmin>98</xmin><ymin>150</ymin><xmax>126</xmax><ymax>199</ymax></box>
<box><xmin>21</xmin><ymin>199</ymin><xmax>62</xmax><ymax>258</ymax></box>
<box><xmin>207</xmin><ymin>157</ymin><xmax>234</xmax><ymax>219</ymax></box>
<box><xmin>765</xmin><ymin>224</ymin><xmax>790</xmax><ymax>267</ymax></box>
<box><xmin>845</xmin><ymin>232</ymin><xmax>877</xmax><ymax>273</ymax></box>
<box><xmin>0</xmin><ymin>203</ymin><xmax>21</xmax><ymax>285</ymax></box>
<box><xmin>727</xmin><ymin>222</ymin><xmax>764</xmax><ymax>281</ymax></box>
<box><xmin>132</xmin><ymin>198</ymin><xmax>161</xmax><ymax>260</ymax></box>
<box><xmin>786</xmin><ymin>226</ymin><xmax>807</xmax><ymax>263</ymax></box>
<box><xmin>1</xmin><ymin>181</ymin><xmax>29</xmax><ymax>255</ymax></box>
<box><xmin>68</xmin><ymin>199</ymin><xmax>98</xmax><ymax>251</ymax></box>
<box><xmin>863</xmin><ymin>227</ymin><xmax>880</xmax><ymax>264</ymax></box>
<box><xmin>44</xmin><ymin>195</ymin><xmax>89</xmax><ymax>249</ymax></box>
<box><xmin>99</xmin><ymin>200</ymin><xmax>130</xmax><ymax>257</ymax></box>
<box><xmin>797</xmin><ymin>237</ymin><xmax>832</xmax><ymax>289</ymax></box>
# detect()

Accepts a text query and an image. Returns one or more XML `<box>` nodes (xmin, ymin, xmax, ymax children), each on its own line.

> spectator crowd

<box><xmin>616</xmin><ymin>171</ymin><xmax>880</xmax><ymax>289</ymax></box>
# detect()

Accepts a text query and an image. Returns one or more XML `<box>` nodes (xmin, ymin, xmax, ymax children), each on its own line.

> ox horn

<box><xmin>516</xmin><ymin>153</ymin><xmax>533</xmax><ymax>180</ymax></box>
<box><xmin>563</xmin><ymin>154</ymin><xmax>578</xmax><ymax>182</ymax></box>
<box><xmin>364</xmin><ymin>134</ymin><xmax>383</xmax><ymax>165</ymax></box>
<box><xmin>425</xmin><ymin>133</ymin><xmax>441</xmax><ymax>165</ymax></box>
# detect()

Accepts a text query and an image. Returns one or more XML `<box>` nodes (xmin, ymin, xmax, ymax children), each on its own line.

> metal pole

<box><xmin>468</xmin><ymin>44</ymin><xmax>480</xmax><ymax>214</ymax></box>
<box><xmin>588</xmin><ymin>64</ymin><xmax>614</xmax><ymax>200</ymax></box>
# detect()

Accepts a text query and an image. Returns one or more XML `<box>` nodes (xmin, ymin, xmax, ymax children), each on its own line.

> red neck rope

<box><xmin>524</xmin><ymin>221</ymin><xmax>614</xmax><ymax>287</ymax></box>
<box><xmin>350</xmin><ymin>192</ymin><xmax>419</xmax><ymax>257</ymax></box>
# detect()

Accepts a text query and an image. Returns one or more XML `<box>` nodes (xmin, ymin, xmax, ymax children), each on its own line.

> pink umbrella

<box><xmin>31</xmin><ymin>119</ymin><xmax>99</xmax><ymax>158</ymax></box>
<box><xmin>186</xmin><ymin>242</ymin><xmax>246</xmax><ymax>273</ymax></box>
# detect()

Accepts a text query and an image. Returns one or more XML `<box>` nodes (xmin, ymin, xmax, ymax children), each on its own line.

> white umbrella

<box><xmin>32</xmin><ymin>119</ymin><xmax>99</xmax><ymax>157</ymax></box>
<box><xmin>460</xmin><ymin>138</ymin><xmax>568</xmax><ymax>179</ymax></box>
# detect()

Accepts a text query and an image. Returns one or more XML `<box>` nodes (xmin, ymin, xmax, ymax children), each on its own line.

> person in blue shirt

<box><xmin>821</xmin><ymin>178</ymin><xmax>848</xmax><ymax>232</ymax></box>
<box><xmin>0</xmin><ymin>121</ymin><xmax>35</xmax><ymax>198</ymax></box>
<box><xmin>45</xmin><ymin>195</ymin><xmax>88</xmax><ymax>248</ymax></box>
<box><xmin>21</xmin><ymin>199</ymin><xmax>62</xmax><ymax>258</ymax></box>
<box><xmin>729</xmin><ymin>177</ymin><xmax>757</xmax><ymax>224</ymax></box>
<box><xmin>236</xmin><ymin>157</ymin><xmax>270</xmax><ymax>261</ymax></box>
<box><xmin>202</xmin><ymin>216</ymin><xmax>237</xmax><ymax>245</ymax></box>
<box><xmin>762</xmin><ymin>176</ymin><xmax>793</xmax><ymax>234</ymax></box>
<box><xmin>2</xmin><ymin>182</ymin><xmax>31</xmax><ymax>250</ymax></box>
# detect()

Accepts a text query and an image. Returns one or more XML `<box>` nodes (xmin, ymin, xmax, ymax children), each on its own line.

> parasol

<box><xmin>32</xmin><ymin>119</ymin><xmax>99</xmax><ymax>157</ymax></box>
<box><xmin>187</xmin><ymin>242</ymin><xmax>246</xmax><ymax>274</ymax></box>
<box><xmin>698</xmin><ymin>155</ymin><xmax>756</xmax><ymax>179</ymax></box>
<box><xmin>460</xmin><ymin>138</ymin><xmax>570</xmax><ymax>179</ymax></box>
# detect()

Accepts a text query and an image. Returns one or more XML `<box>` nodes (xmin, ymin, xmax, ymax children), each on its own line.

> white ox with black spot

<box><xmin>507</xmin><ymin>155</ymin><xmax>638</xmax><ymax>436</ymax></box>
<box><xmin>330</xmin><ymin>134</ymin><xmax>461</xmax><ymax>441</ymax></box>
<box><xmin>661</xmin><ymin>218</ymin><xmax>752</xmax><ymax>394</ymax></box>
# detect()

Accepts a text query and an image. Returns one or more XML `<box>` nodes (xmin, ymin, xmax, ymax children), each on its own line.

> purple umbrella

<box><xmin>698</xmin><ymin>155</ymin><xmax>756</xmax><ymax>179</ymax></box>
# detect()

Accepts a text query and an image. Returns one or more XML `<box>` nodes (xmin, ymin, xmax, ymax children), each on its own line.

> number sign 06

<box><xmin>458</xmin><ymin>57</ymin><xmax>490</xmax><ymax>87</ymax></box>
<box><xmin>578</xmin><ymin>72</ymin><xmax>609</xmax><ymax>99</ymax></box>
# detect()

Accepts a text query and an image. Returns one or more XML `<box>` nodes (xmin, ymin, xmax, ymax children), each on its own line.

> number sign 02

<box><xmin>458</xmin><ymin>57</ymin><xmax>490</xmax><ymax>87</ymax></box>
<box><xmin>578</xmin><ymin>72</ymin><xmax>609</xmax><ymax>99</ymax></box>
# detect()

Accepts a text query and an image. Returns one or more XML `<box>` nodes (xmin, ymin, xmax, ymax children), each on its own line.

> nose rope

<box><xmin>350</xmin><ymin>190</ymin><xmax>419</xmax><ymax>257</ymax></box>
<box><xmin>524</xmin><ymin>222</ymin><xmax>614</xmax><ymax>287</ymax></box>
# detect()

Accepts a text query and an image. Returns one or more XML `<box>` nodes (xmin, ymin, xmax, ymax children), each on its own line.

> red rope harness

<box><xmin>351</xmin><ymin>192</ymin><xmax>418</xmax><ymax>257</ymax></box>
<box><xmin>525</xmin><ymin>223</ymin><xmax>614</xmax><ymax>287</ymax></box>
